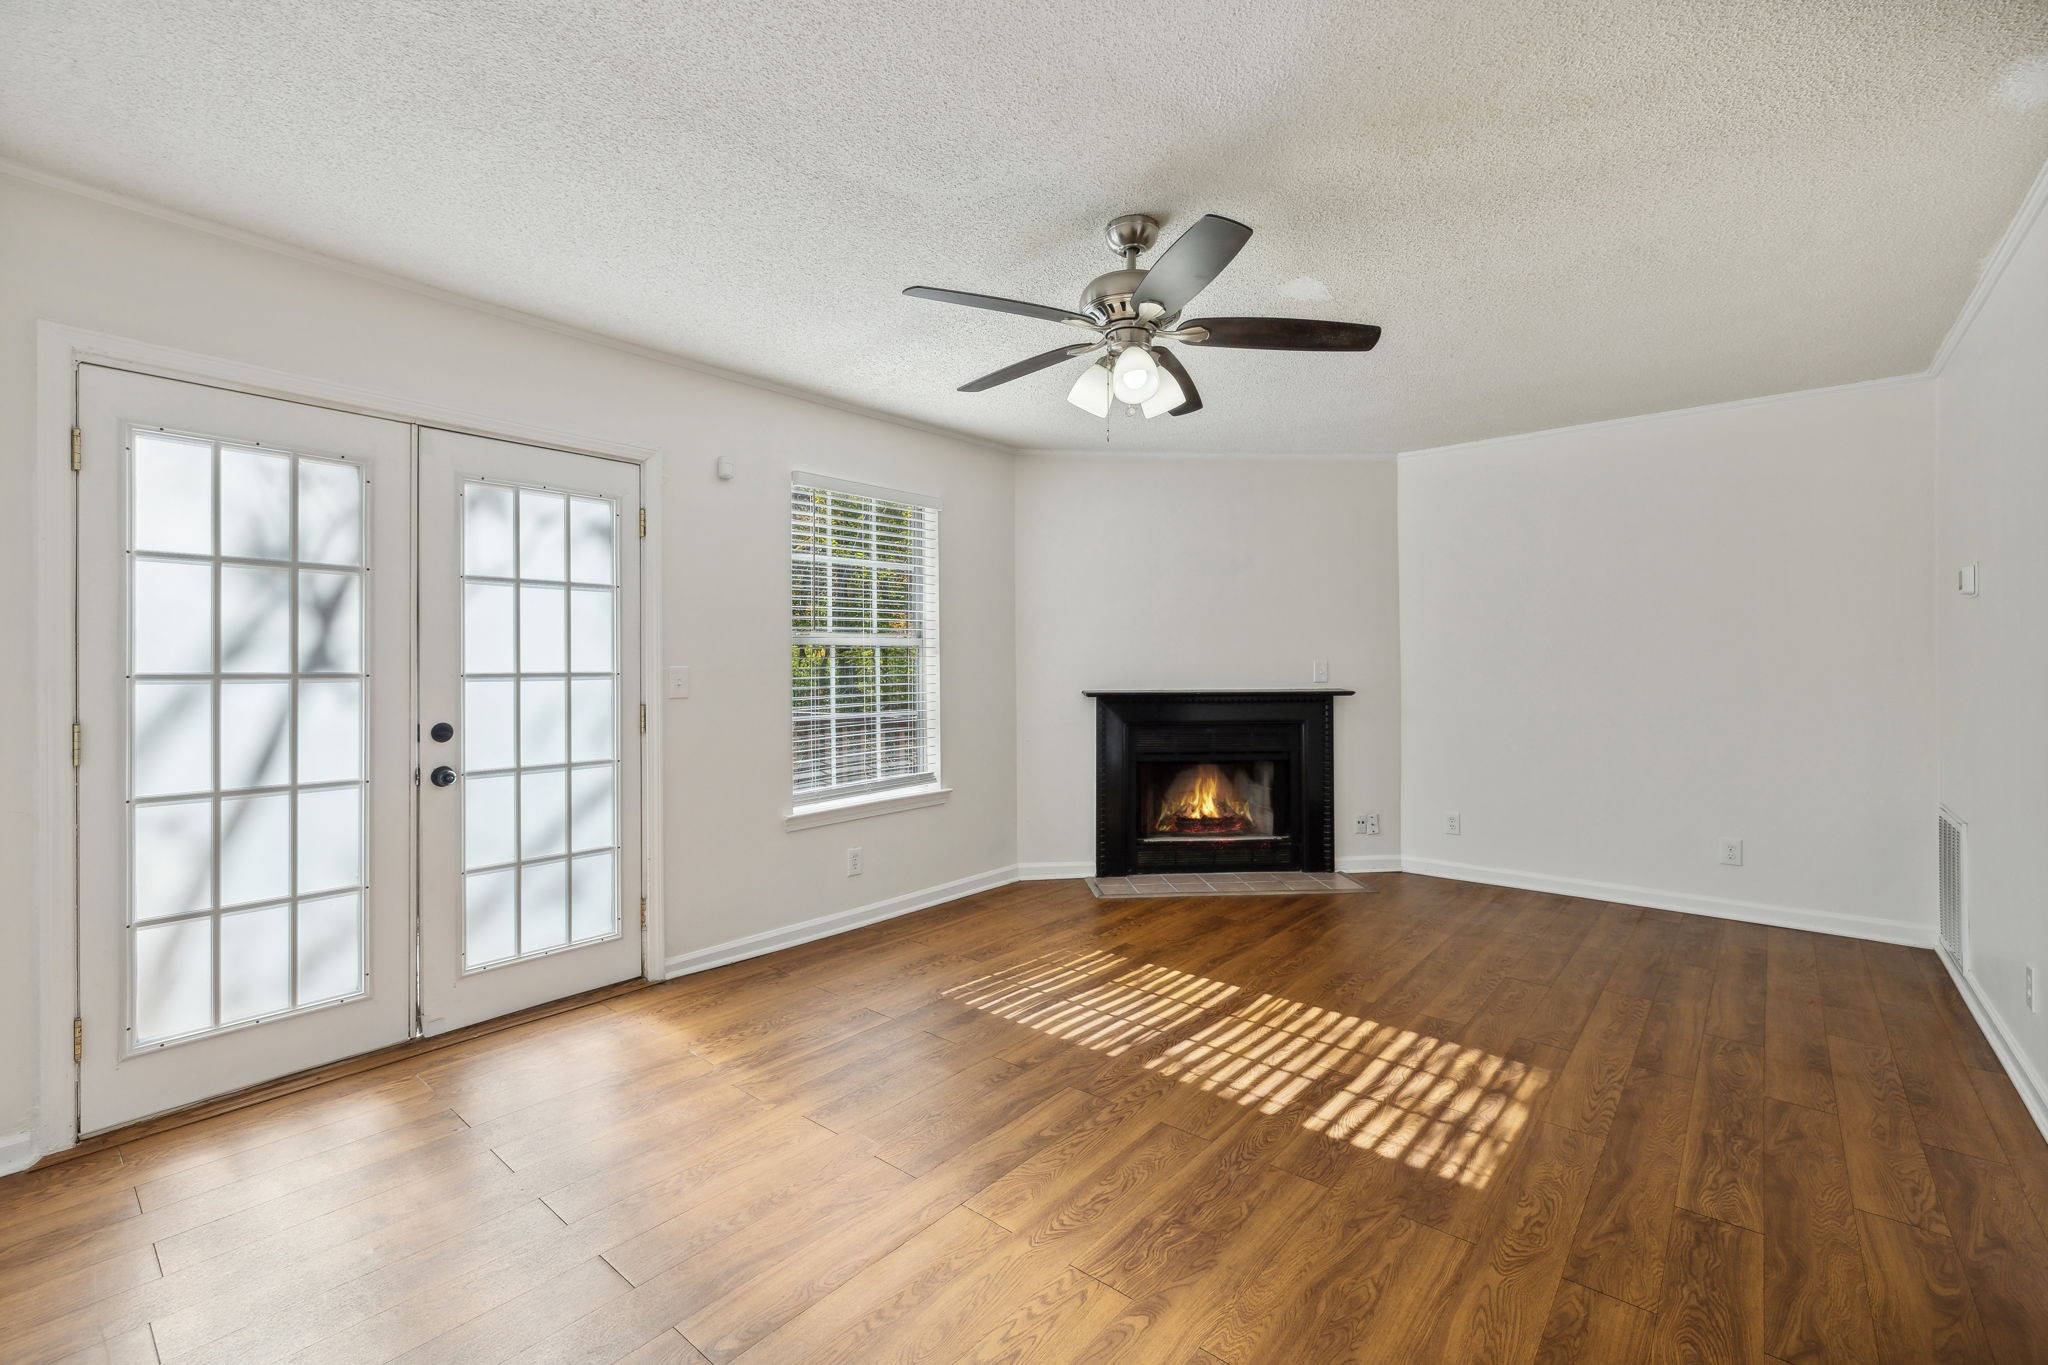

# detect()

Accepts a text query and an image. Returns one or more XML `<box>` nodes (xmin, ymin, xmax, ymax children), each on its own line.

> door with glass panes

<box><xmin>75</xmin><ymin>368</ymin><xmax>645</xmax><ymax>1134</ymax></box>
<box><xmin>415</xmin><ymin>427</ymin><xmax>643</xmax><ymax>1034</ymax></box>
<box><xmin>76</xmin><ymin>366</ymin><xmax>417</xmax><ymax>1133</ymax></box>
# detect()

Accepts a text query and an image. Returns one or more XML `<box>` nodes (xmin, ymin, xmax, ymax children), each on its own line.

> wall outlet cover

<box><xmin>1719</xmin><ymin>838</ymin><xmax>1744</xmax><ymax>867</ymax></box>
<box><xmin>1445</xmin><ymin>812</ymin><xmax>1461</xmax><ymax>836</ymax></box>
<box><xmin>846</xmin><ymin>847</ymin><xmax>863</xmax><ymax>876</ymax></box>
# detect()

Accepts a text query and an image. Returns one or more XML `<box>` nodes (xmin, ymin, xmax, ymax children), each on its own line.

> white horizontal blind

<box><xmin>791</xmin><ymin>480</ymin><xmax>940</xmax><ymax>802</ymax></box>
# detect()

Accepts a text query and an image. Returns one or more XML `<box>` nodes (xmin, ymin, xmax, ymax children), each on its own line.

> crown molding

<box><xmin>1395</xmin><ymin>371</ymin><xmax>1932</xmax><ymax>462</ymax></box>
<box><xmin>0</xmin><ymin>157</ymin><xmax>1016</xmax><ymax>458</ymax></box>
<box><xmin>1926</xmin><ymin>152</ymin><xmax>2048</xmax><ymax>377</ymax></box>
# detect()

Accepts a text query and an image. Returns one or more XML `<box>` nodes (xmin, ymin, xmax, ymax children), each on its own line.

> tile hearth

<box><xmin>1085</xmin><ymin>871</ymin><xmax>1368</xmax><ymax>899</ymax></box>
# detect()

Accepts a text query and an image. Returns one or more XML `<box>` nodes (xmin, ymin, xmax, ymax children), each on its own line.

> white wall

<box><xmin>0</xmin><ymin>172</ymin><xmax>1018</xmax><ymax>1147</ymax></box>
<box><xmin>1013</xmin><ymin>454</ymin><xmax>1402</xmax><ymax>874</ymax></box>
<box><xmin>1935</xmin><ymin>176</ymin><xmax>2048</xmax><ymax>1103</ymax></box>
<box><xmin>1399</xmin><ymin>381</ymin><xmax>1939</xmax><ymax>939</ymax></box>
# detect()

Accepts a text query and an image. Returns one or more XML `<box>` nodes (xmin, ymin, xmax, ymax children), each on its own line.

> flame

<box><xmin>1155</xmin><ymin>763</ymin><xmax>1254</xmax><ymax>834</ymax></box>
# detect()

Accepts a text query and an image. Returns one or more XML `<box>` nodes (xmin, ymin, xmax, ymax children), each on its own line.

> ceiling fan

<box><xmin>904</xmin><ymin>213</ymin><xmax>1381</xmax><ymax>419</ymax></box>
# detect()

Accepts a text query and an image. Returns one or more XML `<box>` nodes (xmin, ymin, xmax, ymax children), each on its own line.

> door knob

<box><xmin>430</xmin><ymin>722</ymin><xmax>454</xmax><ymax>743</ymax></box>
<box><xmin>430</xmin><ymin>766</ymin><xmax>458</xmax><ymax>787</ymax></box>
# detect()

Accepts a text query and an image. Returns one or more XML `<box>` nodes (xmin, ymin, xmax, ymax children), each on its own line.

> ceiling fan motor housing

<box><xmin>1083</xmin><ymin>268</ymin><xmax>1149</xmax><ymax>329</ymax></box>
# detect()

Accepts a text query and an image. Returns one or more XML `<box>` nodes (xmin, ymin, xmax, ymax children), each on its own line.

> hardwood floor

<box><xmin>5</xmin><ymin>873</ymin><xmax>2046</xmax><ymax>1363</ymax></box>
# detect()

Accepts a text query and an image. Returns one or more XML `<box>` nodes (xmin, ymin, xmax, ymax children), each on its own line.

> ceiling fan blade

<box><xmin>904</xmin><ymin>286</ymin><xmax>1095</xmax><ymax>329</ymax></box>
<box><xmin>1131</xmin><ymin>215</ymin><xmax>1253</xmax><ymax>318</ymax></box>
<box><xmin>1152</xmin><ymin>347</ymin><xmax>1203</xmax><ymax>416</ymax></box>
<box><xmin>1182</xmin><ymin>317</ymin><xmax>1382</xmax><ymax>351</ymax></box>
<box><xmin>957</xmin><ymin>343</ymin><xmax>1096</xmax><ymax>393</ymax></box>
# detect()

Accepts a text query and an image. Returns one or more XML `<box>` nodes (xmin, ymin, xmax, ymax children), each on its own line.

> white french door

<box><xmin>77</xmin><ymin>366</ymin><xmax>415</xmax><ymax>1133</ymax></box>
<box><xmin>415</xmin><ymin>428</ymin><xmax>643</xmax><ymax>1034</ymax></box>
<box><xmin>75</xmin><ymin>369</ymin><xmax>647</xmax><ymax>1133</ymax></box>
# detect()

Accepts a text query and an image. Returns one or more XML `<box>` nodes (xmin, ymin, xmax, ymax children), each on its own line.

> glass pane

<box><xmin>297</xmin><ymin>892</ymin><xmax>361</xmax><ymax>1004</ymax></box>
<box><xmin>570</xmin><ymin>851</ymin><xmax>616</xmax><ymax>942</ymax></box>
<box><xmin>521</xmin><ymin>769</ymin><xmax>567</xmax><ymax>859</ymax></box>
<box><xmin>298</xmin><ymin>459</ymin><xmax>363</xmax><ymax>566</ymax></box>
<box><xmin>465</xmin><ymin>868</ymin><xmax>516</xmax><ymax>968</ymax></box>
<box><xmin>463</xmin><ymin>679</ymin><xmax>516</xmax><ymax>771</ymax></box>
<box><xmin>569</xmin><ymin>589</ymin><xmax>613</xmax><ymax>673</ymax></box>
<box><xmin>132</xmin><ymin>433</ymin><xmax>213</xmax><ymax>556</ymax></box>
<box><xmin>464</xmin><ymin>773</ymin><xmax>517</xmax><ymax>870</ymax></box>
<box><xmin>298</xmin><ymin>571</ymin><xmax>362</xmax><ymax>673</ymax></box>
<box><xmin>464</xmin><ymin>484</ymin><xmax>516</xmax><ymax>578</ymax></box>
<box><xmin>133</xmin><ymin>560</ymin><xmax>214</xmax><ymax>674</ymax></box>
<box><xmin>220</xmin><ymin>903</ymin><xmax>292</xmax><ymax>1024</ymax></box>
<box><xmin>519</xmin><ymin>587</ymin><xmax>565</xmax><ymax>673</ymax></box>
<box><xmin>464</xmin><ymin>584</ymin><xmax>515</xmax><ymax>674</ymax></box>
<box><xmin>297</xmin><ymin>679</ymin><xmax>362</xmax><ymax>785</ymax></box>
<box><xmin>297</xmin><ymin>786</ymin><xmax>362</xmax><ymax>893</ymax></box>
<box><xmin>220</xmin><ymin>792</ymin><xmax>291</xmax><ymax>907</ymax></box>
<box><xmin>570</xmin><ymin>680</ymin><xmax>613</xmax><ymax>763</ymax></box>
<box><xmin>220</xmin><ymin>681</ymin><xmax>291</xmax><ymax>790</ymax></box>
<box><xmin>220</xmin><ymin>565</ymin><xmax>291</xmax><ymax>673</ymax></box>
<box><xmin>220</xmin><ymin>447</ymin><xmax>291</xmax><ymax>560</ymax></box>
<box><xmin>521</xmin><ymin>860</ymin><xmax>568</xmax><ymax>953</ymax></box>
<box><xmin>519</xmin><ymin>489</ymin><xmax>567</xmax><ymax>581</ymax></box>
<box><xmin>569</xmin><ymin>498</ymin><xmax>615</xmax><ymax>585</ymax></box>
<box><xmin>135</xmin><ymin>918</ymin><xmax>214</xmax><ymax>1043</ymax></box>
<box><xmin>134</xmin><ymin>681</ymin><xmax>213</xmax><ymax>798</ymax></box>
<box><xmin>521</xmin><ymin>679</ymin><xmax>566</xmax><ymax>767</ymax></box>
<box><xmin>133</xmin><ymin>799</ymin><xmax>213</xmax><ymax>922</ymax></box>
<box><xmin>570</xmin><ymin>765</ymin><xmax>614</xmax><ymax>852</ymax></box>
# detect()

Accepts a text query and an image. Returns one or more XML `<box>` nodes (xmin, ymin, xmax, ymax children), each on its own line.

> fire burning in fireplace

<box><xmin>1152</xmin><ymin>763</ymin><xmax>1256</xmax><ymax>836</ymax></box>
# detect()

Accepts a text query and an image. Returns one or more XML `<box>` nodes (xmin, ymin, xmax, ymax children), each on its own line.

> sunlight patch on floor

<box><xmin>944</xmin><ymin>951</ymin><xmax>1546</xmax><ymax>1188</ymax></box>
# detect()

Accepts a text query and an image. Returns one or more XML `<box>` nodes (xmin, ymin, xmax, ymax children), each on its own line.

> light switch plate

<box><xmin>667</xmin><ymin>666</ymin><xmax>690</xmax><ymax>699</ymax></box>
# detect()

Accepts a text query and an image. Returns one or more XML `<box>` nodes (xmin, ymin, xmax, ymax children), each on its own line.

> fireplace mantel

<box><xmin>1082</xmin><ymin>688</ymin><xmax>1357</xmax><ymax>701</ymax></box>
<box><xmin>1087</xmin><ymin>690</ymin><xmax>1349</xmax><ymax>877</ymax></box>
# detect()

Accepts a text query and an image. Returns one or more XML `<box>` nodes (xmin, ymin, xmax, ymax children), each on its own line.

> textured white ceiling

<box><xmin>5</xmin><ymin>1</ymin><xmax>2048</xmax><ymax>454</ymax></box>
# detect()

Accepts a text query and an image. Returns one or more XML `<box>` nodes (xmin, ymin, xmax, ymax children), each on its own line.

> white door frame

<box><xmin>31</xmin><ymin>320</ymin><xmax>669</xmax><ymax>1162</ymax></box>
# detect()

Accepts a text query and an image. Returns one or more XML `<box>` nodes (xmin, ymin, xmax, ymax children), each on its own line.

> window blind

<box><xmin>790</xmin><ymin>478</ymin><xmax>940</xmax><ymax>803</ymax></box>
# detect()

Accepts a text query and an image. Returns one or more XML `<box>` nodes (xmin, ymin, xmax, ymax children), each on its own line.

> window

<box><xmin>790</xmin><ymin>475</ymin><xmax>940</xmax><ymax>805</ymax></box>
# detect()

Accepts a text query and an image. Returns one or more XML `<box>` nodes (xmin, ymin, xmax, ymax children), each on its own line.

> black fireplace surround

<box><xmin>1087</xmin><ymin>689</ymin><xmax>1350</xmax><ymax>877</ymax></box>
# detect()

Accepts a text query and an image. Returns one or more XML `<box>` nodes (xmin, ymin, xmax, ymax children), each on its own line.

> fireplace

<box><xmin>1087</xmin><ymin>689</ymin><xmax>1349</xmax><ymax>877</ymax></box>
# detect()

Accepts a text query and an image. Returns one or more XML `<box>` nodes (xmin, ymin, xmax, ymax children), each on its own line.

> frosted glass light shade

<box><xmin>1141</xmin><ymin>368</ymin><xmax>1187</xmax><ymax>418</ymax></box>
<box><xmin>1066</xmin><ymin>361</ymin><xmax>1112</xmax><ymax>417</ymax></box>
<box><xmin>1112</xmin><ymin>347</ymin><xmax>1161</xmax><ymax>404</ymax></box>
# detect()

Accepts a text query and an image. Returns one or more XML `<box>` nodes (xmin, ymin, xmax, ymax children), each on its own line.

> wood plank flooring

<box><xmin>5</xmin><ymin>873</ymin><xmax>2046</xmax><ymax>1363</ymax></box>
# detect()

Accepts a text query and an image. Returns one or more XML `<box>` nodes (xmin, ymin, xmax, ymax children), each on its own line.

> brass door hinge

<box><xmin>639</xmin><ymin>897</ymin><xmax>647</xmax><ymax>928</ymax></box>
<box><xmin>71</xmin><ymin>723</ymin><xmax>82</xmax><ymax>767</ymax></box>
<box><xmin>70</xmin><ymin>427</ymin><xmax>82</xmax><ymax>472</ymax></box>
<box><xmin>639</xmin><ymin>704</ymin><xmax>646</xmax><ymax>734</ymax></box>
<box><xmin>72</xmin><ymin>1017</ymin><xmax>82</xmax><ymax>1063</ymax></box>
<box><xmin>637</xmin><ymin>507</ymin><xmax>647</xmax><ymax>539</ymax></box>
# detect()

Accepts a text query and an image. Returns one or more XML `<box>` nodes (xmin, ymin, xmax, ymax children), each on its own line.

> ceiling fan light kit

<box><xmin>904</xmin><ymin>212</ymin><xmax>1382</xmax><ymax>420</ymax></box>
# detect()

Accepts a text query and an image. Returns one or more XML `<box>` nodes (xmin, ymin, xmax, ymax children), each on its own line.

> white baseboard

<box><xmin>1936</xmin><ymin>954</ymin><xmax>2048</xmax><ymax>1145</ymax></box>
<box><xmin>1338</xmin><ymin>855</ymin><xmax>1404</xmax><ymax>874</ymax></box>
<box><xmin>1016</xmin><ymin>861</ymin><xmax>1093</xmax><ymax>881</ymax></box>
<box><xmin>0</xmin><ymin>1129</ymin><xmax>34</xmax><ymax>1177</ymax></box>
<box><xmin>1399</xmin><ymin>856</ymin><xmax>1934</xmax><ymax>948</ymax></box>
<box><xmin>663</xmin><ymin>865</ymin><xmax>1020</xmax><ymax>979</ymax></box>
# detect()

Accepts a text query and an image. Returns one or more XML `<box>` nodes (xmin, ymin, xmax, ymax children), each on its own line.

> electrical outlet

<box><xmin>846</xmin><ymin>846</ymin><xmax>863</xmax><ymax>877</ymax></box>
<box><xmin>1352</xmin><ymin>814</ymin><xmax>1381</xmax><ymax>836</ymax></box>
<box><xmin>2028</xmin><ymin>965</ymin><xmax>2037</xmax><ymax>1013</ymax></box>
<box><xmin>1445</xmin><ymin>812</ymin><xmax>1461</xmax><ymax>836</ymax></box>
<box><xmin>1719</xmin><ymin>838</ymin><xmax>1743</xmax><ymax>867</ymax></box>
<box><xmin>1312</xmin><ymin>660</ymin><xmax>1330</xmax><ymax>684</ymax></box>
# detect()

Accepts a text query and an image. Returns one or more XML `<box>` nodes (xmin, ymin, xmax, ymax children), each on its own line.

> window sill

<box><xmin>786</xmin><ymin>784</ymin><xmax>952</xmax><ymax>831</ymax></box>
